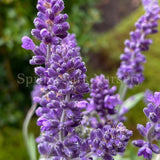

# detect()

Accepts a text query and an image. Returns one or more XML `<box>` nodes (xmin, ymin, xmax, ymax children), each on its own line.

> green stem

<box><xmin>120</xmin><ymin>84</ymin><xmax>128</xmax><ymax>101</ymax></box>
<box><xmin>46</xmin><ymin>44</ymin><xmax>51</xmax><ymax>68</ymax></box>
<box><xmin>117</xmin><ymin>83</ymin><xmax>128</xmax><ymax>113</ymax></box>
<box><xmin>22</xmin><ymin>103</ymin><xmax>37</xmax><ymax>160</ymax></box>
<box><xmin>146</xmin><ymin>123</ymin><xmax>156</xmax><ymax>144</ymax></box>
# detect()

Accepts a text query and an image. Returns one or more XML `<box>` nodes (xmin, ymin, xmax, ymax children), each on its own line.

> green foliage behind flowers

<box><xmin>0</xmin><ymin>0</ymin><xmax>36</xmax><ymax>56</ymax></box>
<box><xmin>64</xmin><ymin>0</ymin><xmax>100</xmax><ymax>52</ymax></box>
<box><xmin>0</xmin><ymin>127</ymin><xmax>28</xmax><ymax>160</ymax></box>
<box><xmin>0</xmin><ymin>0</ymin><xmax>99</xmax><ymax>56</ymax></box>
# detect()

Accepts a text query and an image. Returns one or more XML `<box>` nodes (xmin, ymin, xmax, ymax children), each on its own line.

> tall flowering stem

<box><xmin>22</xmin><ymin>0</ymin><xmax>90</xmax><ymax>159</ymax></box>
<box><xmin>132</xmin><ymin>92</ymin><xmax>160</xmax><ymax>160</ymax></box>
<box><xmin>35</xmin><ymin>34</ymin><xmax>89</xmax><ymax>159</ymax></box>
<box><xmin>117</xmin><ymin>0</ymin><xmax>160</xmax><ymax>88</ymax></box>
<box><xmin>82</xmin><ymin>75</ymin><xmax>121</xmax><ymax>128</ymax></box>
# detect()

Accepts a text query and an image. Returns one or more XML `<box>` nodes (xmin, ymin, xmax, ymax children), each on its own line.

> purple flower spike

<box><xmin>83</xmin><ymin>74</ymin><xmax>121</xmax><ymax>128</ymax></box>
<box><xmin>34</xmin><ymin>34</ymin><xmax>89</xmax><ymax>159</ymax></box>
<box><xmin>133</xmin><ymin>91</ymin><xmax>160</xmax><ymax>159</ymax></box>
<box><xmin>22</xmin><ymin>0</ymin><xmax>91</xmax><ymax>158</ymax></box>
<box><xmin>22</xmin><ymin>0</ymin><xmax>137</xmax><ymax>159</ymax></box>
<box><xmin>89</xmin><ymin>74</ymin><xmax>121</xmax><ymax>117</ymax></box>
<box><xmin>22</xmin><ymin>0</ymin><xmax>70</xmax><ymax>62</ymax></box>
<box><xmin>81</xmin><ymin>74</ymin><xmax>122</xmax><ymax>129</ymax></box>
<box><xmin>117</xmin><ymin>0</ymin><xmax>160</xmax><ymax>88</ymax></box>
<box><xmin>89</xmin><ymin>122</ymin><xmax>132</xmax><ymax>160</ymax></box>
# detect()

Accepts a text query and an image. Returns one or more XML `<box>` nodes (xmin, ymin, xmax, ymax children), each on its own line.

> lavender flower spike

<box><xmin>36</xmin><ymin>34</ymin><xmax>89</xmax><ymax>159</ymax></box>
<box><xmin>21</xmin><ymin>0</ymin><xmax>90</xmax><ymax>159</ymax></box>
<box><xmin>81</xmin><ymin>74</ymin><xmax>121</xmax><ymax>129</ymax></box>
<box><xmin>89</xmin><ymin>122</ymin><xmax>133</xmax><ymax>160</ymax></box>
<box><xmin>117</xmin><ymin>0</ymin><xmax>160</xmax><ymax>88</ymax></box>
<box><xmin>36</xmin><ymin>33</ymin><xmax>89</xmax><ymax>144</ymax></box>
<box><xmin>22</xmin><ymin>0</ymin><xmax>70</xmax><ymax>67</ymax></box>
<box><xmin>89</xmin><ymin>75</ymin><xmax>121</xmax><ymax>116</ymax></box>
<box><xmin>132</xmin><ymin>91</ymin><xmax>160</xmax><ymax>160</ymax></box>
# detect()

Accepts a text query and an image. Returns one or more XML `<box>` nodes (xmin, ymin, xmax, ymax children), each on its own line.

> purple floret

<box><xmin>144</xmin><ymin>92</ymin><xmax>160</xmax><ymax>123</ymax></box>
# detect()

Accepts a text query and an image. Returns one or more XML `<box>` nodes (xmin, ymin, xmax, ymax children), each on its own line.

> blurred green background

<box><xmin>0</xmin><ymin>0</ymin><xmax>160</xmax><ymax>159</ymax></box>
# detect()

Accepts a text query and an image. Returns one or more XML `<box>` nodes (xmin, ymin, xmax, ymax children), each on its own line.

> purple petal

<box><xmin>21</xmin><ymin>36</ymin><xmax>35</xmax><ymax>50</ymax></box>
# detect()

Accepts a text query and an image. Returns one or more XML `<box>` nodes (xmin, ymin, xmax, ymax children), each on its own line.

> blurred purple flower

<box><xmin>117</xmin><ymin>0</ymin><xmax>160</xmax><ymax>88</ymax></box>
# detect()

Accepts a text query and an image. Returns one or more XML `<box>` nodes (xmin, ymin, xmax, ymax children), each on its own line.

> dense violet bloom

<box><xmin>83</xmin><ymin>75</ymin><xmax>121</xmax><ymax>128</ymax></box>
<box><xmin>37</xmin><ymin>133</ymin><xmax>91</xmax><ymax>159</ymax></box>
<box><xmin>133</xmin><ymin>91</ymin><xmax>160</xmax><ymax>159</ymax></box>
<box><xmin>22</xmin><ymin>0</ymin><xmax>90</xmax><ymax>159</ymax></box>
<box><xmin>35</xmin><ymin>34</ymin><xmax>89</xmax><ymax>159</ymax></box>
<box><xmin>89</xmin><ymin>75</ymin><xmax>121</xmax><ymax>116</ymax></box>
<box><xmin>88</xmin><ymin>122</ymin><xmax>133</xmax><ymax>160</ymax></box>
<box><xmin>22</xmin><ymin>0</ymin><xmax>70</xmax><ymax>67</ymax></box>
<box><xmin>117</xmin><ymin>0</ymin><xmax>160</xmax><ymax>88</ymax></box>
<box><xmin>34</xmin><ymin>0</ymin><xmax>69</xmax><ymax>40</ymax></box>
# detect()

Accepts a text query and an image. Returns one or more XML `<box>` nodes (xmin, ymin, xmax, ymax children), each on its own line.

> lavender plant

<box><xmin>117</xmin><ymin>0</ymin><xmax>160</xmax><ymax>88</ymax></box>
<box><xmin>21</xmin><ymin>0</ymin><xmax>160</xmax><ymax>160</ymax></box>
<box><xmin>132</xmin><ymin>92</ymin><xmax>160</xmax><ymax>160</ymax></box>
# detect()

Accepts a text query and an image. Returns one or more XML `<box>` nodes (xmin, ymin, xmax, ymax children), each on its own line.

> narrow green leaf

<box><xmin>27</xmin><ymin>133</ymin><xmax>37</xmax><ymax>160</ymax></box>
<box><xmin>122</xmin><ymin>92</ymin><xmax>144</xmax><ymax>110</ymax></box>
<box><xmin>118</xmin><ymin>82</ymin><xmax>126</xmax><ymax>96</ymax></box>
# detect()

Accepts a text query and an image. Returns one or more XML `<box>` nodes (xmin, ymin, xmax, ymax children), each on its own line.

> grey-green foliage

<box><xmin>122</xmin><ymin>92</ymin><xmax>144</xmax><ymax>111</ymax></box>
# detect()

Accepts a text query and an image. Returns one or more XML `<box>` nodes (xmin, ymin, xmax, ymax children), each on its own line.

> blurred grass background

<box><xmin>0</xmin><ymin>0</ymin><xmax>160</xmax><ymax>159</ymax></box>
